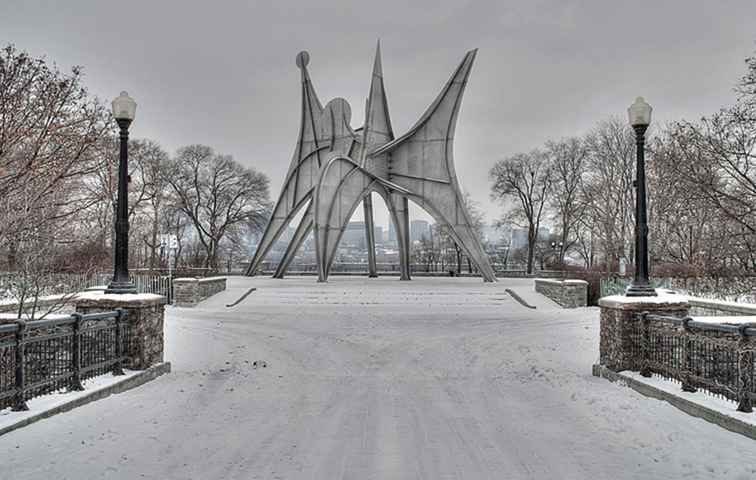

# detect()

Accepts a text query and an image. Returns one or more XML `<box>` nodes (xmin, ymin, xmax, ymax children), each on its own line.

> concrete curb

<box><xmin>592</xmin><ymin>364</ymin><xmax>756</xmax><ymax>441</ymax></box>
<box><xmin>0</xmin><ymin>362</ymin><xmax>171</xmax><ymax>437</ymax></box>
<box><xmin>505</xmin><ymin>288</ymin><xmax>537</xmax><ymax>309</ymax></box>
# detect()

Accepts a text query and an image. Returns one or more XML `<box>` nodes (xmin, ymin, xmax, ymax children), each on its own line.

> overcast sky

<box><xmin>2</xmin><ymin>0</ymin><xmax>756</xmax><ymax>229</ymax></box>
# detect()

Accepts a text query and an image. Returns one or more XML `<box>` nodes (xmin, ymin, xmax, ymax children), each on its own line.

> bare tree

<box><xmin>490</xmin><ymin>150</ymin><xmax>552</xmax><ymax>274</ymax></box>
<box><xmin>737</xmin><ymin>51</ymin><xmax>756</xmax><ymax>110</ymax></box>
<box><xmin>581</xmin><ymin>117</ymin><xmax>636</xmax><ymax>271</ymax></box>
<box><xmin>545</xmin><ymin>137</ymin><xmax>587</xmax><ymax>263</ymax></box>
<box><xmin>165</xmin><ymin>145</ymin><xmax>270</xmax><ymax>270</ymax></box>
<box><xmin>0</xmin><ymin>44</ymin><xmax>110</xmax><ymax>251</ymax></box>
<box><xmin>668</xmin><ymin>107</ymin><xmax>756</xmax><ymax>234</ymax></box>
<box><xmin>128</xmin><ymin>140</ymin><xmax>171</xmax><ymax>271</ymax></box>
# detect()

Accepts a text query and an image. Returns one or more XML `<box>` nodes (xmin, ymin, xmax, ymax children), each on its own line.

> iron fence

<box><xmin>629</xmin><ymin>312</ymin><xmax>755</xmax><ymax>412</ymax></box>
<box><xmin>0</xmin><ymin>272</ymin><xmax>174</xmax><ymax>305</ymax></box>
<box><xmin>0</xmin><ymin>310</ymin><xmax>130</xmax><ymax>411</ymax></box>
<box><xmin>257</xmin><ymin>261</ymin><xmax>566</xmax><ymax>277</ymax></box>
<box><xmin>600</xmin><ymin>277</ymin><xmax>672</xmax><ymax>297</ymax></box>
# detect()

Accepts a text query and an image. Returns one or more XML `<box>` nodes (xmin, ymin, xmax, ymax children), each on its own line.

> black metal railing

<box><xmin>0</xmin><ymin>310</ymin><xmax>130</xmax><ymax>411</ymax></box>
<box><xmin>630</xmin><ymin>312</ymin><xmax>756</xmax><ymax>412</ymax></box>
<box><xmin>257</xmin><ymin>261</ymin><xmax>566</xmax><ymax>278</ymax></box>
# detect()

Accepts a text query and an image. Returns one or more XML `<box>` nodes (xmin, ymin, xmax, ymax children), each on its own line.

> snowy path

<box><xmin>3</xmin><ymin>276</ymin><xmax>756</xmax><ymax>479</ymax></box>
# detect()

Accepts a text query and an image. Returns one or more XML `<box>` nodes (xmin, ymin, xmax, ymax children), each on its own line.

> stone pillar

<box><xmin>173</xmin><ymin>278</ymin><xmax>199</xmax><ymax>306</ymax></box>
<box><xmin>75</xmin><ymin>293</ymin><xmax>166</xmax><ymax>370</ymax></box>
<box><xmin>597</xmin><ymin>294</ymin><xmax>688</xmax><ymax>372</ymax></box>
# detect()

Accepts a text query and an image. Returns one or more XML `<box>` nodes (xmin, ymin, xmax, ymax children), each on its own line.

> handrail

<box><xmin>0</xmin><ymin>310</ymin><xmax>122</xmax><ymax>334</ymax></box>
<box><xmin>635</xmin><ymin>311</ymin><xmax>756</xmax><ymax>413</ymax></box>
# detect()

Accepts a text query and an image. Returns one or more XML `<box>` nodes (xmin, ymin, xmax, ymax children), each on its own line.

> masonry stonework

<box><xmin>173</xmin><ymin>277</ymin><xmax>227</xmax><ymax>307</ymax></box>
<box><xmin>597</xmin><ymin>295</ymin><xmax>688</xmax><ymax>372</ymax></box>
<box><xmin>75</xmin><ymin>293</ymin><xmax>166</xmax><ymax>370</ymax></box>
<box><xmin>534</xmin><ymin>279</ymin><xmax>588</xmax><ymax>308</ymax></box>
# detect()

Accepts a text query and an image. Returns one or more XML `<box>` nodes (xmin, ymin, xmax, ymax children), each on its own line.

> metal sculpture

<box><xmin>245</xmin><ymin>43</ymin><xmax>496</xmax><ymax>282</ymax></box>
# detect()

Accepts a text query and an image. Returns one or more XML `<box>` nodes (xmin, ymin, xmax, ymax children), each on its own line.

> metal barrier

<box><xmin>630</xmin><ymin>312</ymin><xmax>755</xmax><ymax>413</ymax></box>
<box><xmin>0</xmin><ymin>310</ymin><xmax>129</xmax><ymax>411</ymax></box>
<box><xmin>0</xmin><ymin>272</ymin><xmax>173</xmax><ymax>305</ymax></box>
<box><xmin>257</xmin><ymin>261</ymin><xmax>566</xmax><ymax>278</ymax></box>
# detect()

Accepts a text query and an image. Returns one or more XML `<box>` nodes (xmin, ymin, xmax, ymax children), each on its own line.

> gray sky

<box><xmin>2</xmin><ymin>0</ymin><xmax>755</xmax><ymax>229</ymax></box>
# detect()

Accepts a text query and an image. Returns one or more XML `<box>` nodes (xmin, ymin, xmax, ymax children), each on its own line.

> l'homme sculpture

<box><xmin>245</xmin><ymin>43</ymin><xmax>496</xmax><ymax>282</ymax></box>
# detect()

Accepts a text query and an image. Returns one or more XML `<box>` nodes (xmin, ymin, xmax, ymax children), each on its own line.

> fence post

<box><xmin>737</xmin><ymin>323</ymin><xmax>753</xmax><ymax>413</ymax></box>
<box><xmin>11</xmin><ymin>320</ymin><xmax>29</xmax><ymax>411</ymax></box>
<box><xmin>70</xmin><ymin>313</ymin><xmax>84</xmax><ymax>391</ymax></box>
<box><xmin>640</xmin><ymin>311</ymin><xmax>652</xmax><ymax>377</ymax></box>
<box><xmin>112</xmin><ymin>309</ymin><xmax>125</xmax><ymax>376</ymax></box>
<box><xmin>680</xmin><ymin>317</ymin><xmax>697</xmax><ymax>393</ymax></box>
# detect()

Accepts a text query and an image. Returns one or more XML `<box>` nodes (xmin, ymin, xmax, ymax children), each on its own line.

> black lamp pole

<box><xmin>106</xmin><ymin>92</ymin><xmax>137</xmax><ymax>294</ymax></box>
<box><xmin>626</xmin><ymin>98</ymin><xmax>657</xmax><ymax>297</ymax></box>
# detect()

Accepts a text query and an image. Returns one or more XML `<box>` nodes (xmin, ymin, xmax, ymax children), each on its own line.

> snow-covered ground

<box><xmin>2</xmin><ymin>276</ymin><xmax>756</xmax><ymax>479</ymax></box>
<box><xmin>0</xmin><ymin>370</ymin><xmax>141</xmax><ymax>432</ymax></box>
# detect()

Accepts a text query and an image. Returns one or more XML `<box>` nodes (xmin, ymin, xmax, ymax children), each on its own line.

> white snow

<box><xmin>74</xmin><ymin>291</ymin><xmax>166</xmax><ymax>302</ymax></box>
<box><xmin>691</xmin><ymin>315</ymin><xmax>756</xmax><ymax>325</ymax></box>
<box><xmin>534</xmin><ymin>278</ymin><xmax>588</xmax><ymax>285</ymax></box>
<box><xmin>0</xmin><ymin>292</ymin><xmax>76</xmax><ymax>307</ymax></box>
<box><xmin>2</xmin><ymin>276</ymin><xmax>756</xmax><ymax>479</ymax></box>
<box><xmin>0</xmin><ymin>371</ymin><xmax>141</xmax><ymax>430</ymax></box>
<box><xmin>599</xmin><ymin>291</ymin><xmax>689</xmax><ymax>307</ymax></box>
<box><xmin>0</xmin><ymin>313</ymin><xmax>71</xmax><ymax>322</ymax></box>
<box><xmin>623</xmin><ymin>371</ymin><xmax>756</xmax><ymax>428</ymax></box>
<box><xmin>688</xmin><ymin>296</ymin><xmax>756</xmax><ymax>314</ymax></box>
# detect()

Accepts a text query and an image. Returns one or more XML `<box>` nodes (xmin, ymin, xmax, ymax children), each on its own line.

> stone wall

<box><xmin>173</xmin><ymin>277</ymin><xmax>227</xmax><ymax>307</ymax></box>
<box><xmin>534</xmin><ymin>279</ymin><xmax>588</xmax><ymax>308</ymax></box>
<box><xmin>75</xmin><ymin>293</ymin><xmax>166</xmax><ymax>370</ymax></box>
<box><xmin>597</xmin><ymin>295</ymin><xmax>689</xmax><ymax>372</ymax></box>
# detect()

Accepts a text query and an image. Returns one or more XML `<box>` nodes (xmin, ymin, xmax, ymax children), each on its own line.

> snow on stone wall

<box><xmin>534</xmin><ymin>278</ymin><xmax>588</xmax><ymax>308</ymax></box>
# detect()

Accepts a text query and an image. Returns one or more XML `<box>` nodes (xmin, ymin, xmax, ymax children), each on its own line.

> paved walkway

<box><xmin>3</xmin><ymin>276</ymin><xmax>756</xmax><ymax>479</ymax></box>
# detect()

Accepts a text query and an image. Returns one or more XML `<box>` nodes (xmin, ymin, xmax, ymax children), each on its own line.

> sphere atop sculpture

<box><xmin>295</xmin><ymin>51</ymin><xmax>310</xmax><ymax>69</ymax></box>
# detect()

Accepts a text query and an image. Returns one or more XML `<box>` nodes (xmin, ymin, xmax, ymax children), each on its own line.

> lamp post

<box><xmin>550</xmin><ymin>240</ymin><xmax>564</xmax><ymax>262</ymax></box>
<box><xmin>105</xmin><ymin>91</ymin><xmax>137</xmax><ymax>294</ymax></box>
<box><xmin>625</xmin><ymin>96</ymin><xmax>657</xmax><ymax>297</ymax></box>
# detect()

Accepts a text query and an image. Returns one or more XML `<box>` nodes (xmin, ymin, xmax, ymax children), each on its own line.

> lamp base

<box><xmin>105</xmin><ymin>281</ymin><xmax>137</xmax><ymax>295</ymax></box>
<box><xmin>625</xmin><ymin>282</ymin><xmax>658</xmax><ymax>297</ymax></box>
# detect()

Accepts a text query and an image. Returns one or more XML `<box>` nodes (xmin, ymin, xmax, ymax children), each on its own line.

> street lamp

<box><xmin>551</xmin><ymin>240</ymin><xmax>564</xmax><ymax>264</ymax></box>
<box><xmin>105</xmin><ymin>91</ymin><xmax>137</xmax><ymax>294</ymax></box>
<box><xmin>625</xmin><ymin>96</ymin><xmax>657</xmax><ymax>297</ymax></box>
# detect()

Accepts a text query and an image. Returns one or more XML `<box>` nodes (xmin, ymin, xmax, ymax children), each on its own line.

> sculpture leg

<box><xmin>387</xmin><ymin>193</ymin><xmax>411</xmax><ymax>280</ymax></box>
<box><xmin>363</xmin><ymin>194</ymin><xmax>378</xmax><ymax>278</ymax></box>
<box><xmin>443</xmin><ymin>219</ymin><xmax>495</xmax><ymax>282</ymax></box>
<box><xmin>246</xmin><ymin>194</ymin><xmax>311</xmax><ymax>276</ymax></box>
<box><xmin>412</xmin><ymin>196</ymin><xmax>496</xmax><ymax>282</ymax></box>
<box><xmin>313</xmin><ymin>157</ymin><xmax>376</xmax><ymax>282</ymax></box>
<box><xmin>273</xmin><ymin>206</ymin><xmax>313</xmax><ymax>279</ymax></box>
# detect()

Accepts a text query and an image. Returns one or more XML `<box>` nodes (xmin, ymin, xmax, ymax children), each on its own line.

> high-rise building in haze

<box><xmin>342</xmin><ymin>222</ymin><xmax>366</xmax><ymax>247</ymax></box>
<box><xmin>410</xmin><ymin>220</ymin><xmax>431</xmax><ymax>242</ymax></box>
<box><xmin>374</xmin><ymin>225</ymin><xmax>384</xmax><ymax>244</ymax></box>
